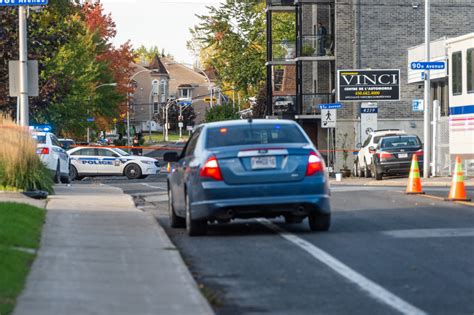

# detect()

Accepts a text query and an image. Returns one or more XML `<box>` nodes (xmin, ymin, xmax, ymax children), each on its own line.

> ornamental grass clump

<box><xmin>0</xmin><ymin>116</ymin><xmax>53</xmax><ymax>193</ymax></box>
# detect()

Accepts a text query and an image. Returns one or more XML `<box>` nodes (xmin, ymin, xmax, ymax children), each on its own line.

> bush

<box><xmin>0</xmin><ymin>117</ymin><xmax>53</xmax><ymax>193</ymax></box>
<box><xmin>204</xmin><ymin>103</ymin><xmax>240</xmax><ymax>123</ymax></box>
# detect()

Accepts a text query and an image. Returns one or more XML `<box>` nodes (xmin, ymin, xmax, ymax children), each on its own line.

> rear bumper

<box><xmin>377</xmin><ymin>161</ymin><xmax>424</xmax><ymax>174</ymax></box>
<box><xmin>189</xmin><ymin>177</ymin><xmax>330</xmax><ymax>220</ymax></box>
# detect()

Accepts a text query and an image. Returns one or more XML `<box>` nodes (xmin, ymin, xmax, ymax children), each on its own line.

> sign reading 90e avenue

<box><xmin>337</xmin><ymin>69</ymin><xmax>400</xmax><ymax>102</ymax></box>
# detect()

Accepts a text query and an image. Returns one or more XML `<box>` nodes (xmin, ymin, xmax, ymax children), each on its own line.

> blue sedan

<box><xmin>164</xmin><ymin>119</ymin><xmax>331</xmax><ymax>236</ymax></box>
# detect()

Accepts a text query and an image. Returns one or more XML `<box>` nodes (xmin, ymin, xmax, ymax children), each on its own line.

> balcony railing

<box><xmin>271</xmin><ymin>41</ymin><xmax>296</xmax><ymax>61</ymax></box>
<box><xmin>302</xmin><ymin>93</ymin><xmax>332</xmax><ymax>115</ymax></box>
<box><xmin>298</xmin><ymin>34</ymin><xmax>334</xmax><ymax>57</ymax></box>
<box><xmin>267</xmin><ymin>0</ymin><xmax>295</xmax><ymax>6</ymax></box>
<box><xmin>272</xmin><ymin>95</ymin><xmax>296</xmax><ymax>114</ymax></box>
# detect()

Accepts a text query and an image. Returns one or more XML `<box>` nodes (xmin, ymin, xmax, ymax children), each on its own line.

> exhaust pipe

<box><xmin>227</xmin><ymin>209</ymin><xmax>235</xmax><ymax>218</ymax></box>
<box><xmin>297</xmin><ymin>206</ymin><xmax>305</xmax><ymax>213</ymax></box>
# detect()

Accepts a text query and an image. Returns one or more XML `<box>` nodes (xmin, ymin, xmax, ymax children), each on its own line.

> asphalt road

<box><xmin>79</xmin><ymin>175</ymin><xmax>474</xmax><ymax>315</ymax></box>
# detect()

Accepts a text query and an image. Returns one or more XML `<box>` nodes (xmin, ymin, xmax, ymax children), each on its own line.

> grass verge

<box><xmin>0</xmin><ymin>202</ymin><xmax>46</xmax><ymax>315</ymax></box>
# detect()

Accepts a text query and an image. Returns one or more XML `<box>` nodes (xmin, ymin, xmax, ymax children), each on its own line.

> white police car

<box><xmin>32</xmin><ymin>131</ymin><xmax>71</xmax><ymax>183</ymax></box>
<box><xmin>67</xmin><ymin>147</ymin><xmax>160</xmax><ymax>180</ymax></box>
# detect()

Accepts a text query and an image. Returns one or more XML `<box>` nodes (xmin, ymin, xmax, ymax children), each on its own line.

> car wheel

<box><xmin>124</xmin><ymin>164</ymin><xmax>142</xmax><ymax>180</ymax></box>
<box><xmin>168</xmin><ymin>187</ymin><xmax>185</xmax><ymax>228</ymax></box>
<box><xmin>53</xmin><ymin>162</ymin><xmax>61</xmax><ymax>184</ymax></box>
<box><xmin>373</xmin><ymin>164</ymin><xmax>383</xmax><ymax>181</ymax></box>
<box><xmin>60</xmin><ymin>172</ymin><xmax>71</xmax><ymax>184</ymax></box>
<box><xmin>308</xmin><ymin>212</ymin><xmax>331</xmax><ymax>232</ymax></box>
<box><xmin>185</xmin><ymin>193</ymin><xmax>207</xmax><ymax>236</ymax></box>
<box><xmin>364</xmin><ymin>161</ymin><xmax>371</xmax><ymax>178</ymax></box>
<box><xmin>70</xmin><ymin>165</ymin><xmax>79</xmax><ymax>181</ymax></box>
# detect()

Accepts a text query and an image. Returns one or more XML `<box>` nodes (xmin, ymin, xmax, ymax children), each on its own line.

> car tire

<box><xmin>53</xmin><ymin>162</ymin><xmax>61</xmax><ymax>184</ymax></box>
<box><xmin>124</xmin><ymin>163</ymin><xmax>142</xmax><ymax>180</ymax></box>
<box><xmin>185</xmin><ymin>193</ymin><xmax>207</xmax><ymax>236</ymax></box>
<box><xmin>308</xmin><ymin>212</ymin><xmax>331</xmax><ymax>232</ymax></box>
<box><xmin>364</xmin><ymin>161</ymin><xmax>371</xmax><ymax>178</ymax></box>
<box><xmin>70</xmin><ymin>165</ymin><xmax>79</xmax><ymax>181</ymax></box>
<box><xmin>373</xmin><ymin>164</ymin><xmax>383</xmax><ymax>181</ymax></box>
<box><xmin>168</xmin><ymin>187</ymin><xmax>185</xmax><ymax>228</ymax></box>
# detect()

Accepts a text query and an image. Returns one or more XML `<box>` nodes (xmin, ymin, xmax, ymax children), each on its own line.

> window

<box><xmin>153</xmin><ymin>102</ymin><xmax>160</xmax><ymax>114</ymax></box>
<box><xmin>97</xmin><ymin>149</ymin><xmax>118</xmax><ymax>157</ymax></box>
<box><xmin>179</xmin><ymin>88</ymin><xmax>191</xmax><ymax>98</ymax></box>
<box><xmin>468</xmin><ymin>49</ymin><xmax>473</xmax><ymax>93</ymax></box>
<box><xmin>183</xmin><ymin>128</ymin><xmax>201</xmax><ymax>157</ymax></box>
<box><xmin>71</xmin><ymin>148</ymin><xmax>96</xmax><ymax>156</ymax></box>
<box><xmin>50</xmin><ymin>134</ymin><xmax>62</xmax><ymax>147</ymax></box>
<box><xmin>205</xmin><ymin>124</ymin><xmax>308</xmax><ymax>148</ymax></box>
<box><xmin>274</xmin><ymin>69</ymin><xmax>284</xmax><ymax>91</ymax></box>
<box><xmin>452</xmin><ymin>51</ymin><xmax>462</xmax><ymax>95</ymax></box>
<box><xmin>160</xmin><ymin>80</ymin><xmax>167</xmax><ymax>102</ymax></box>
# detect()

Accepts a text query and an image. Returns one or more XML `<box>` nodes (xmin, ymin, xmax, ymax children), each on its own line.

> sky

<box><xmin>100</xmin><ymin>0</ymin><xmax>224</xmax><ymax>65</ymax></box>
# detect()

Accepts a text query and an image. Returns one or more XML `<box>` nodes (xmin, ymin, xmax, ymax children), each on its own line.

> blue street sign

<box><xmin>361</xmin><ymin>107</ymin><xmax>378</xmax><ymax>114</ymax></box>
<box><xmin>0</xmin><ymin>0</ymin><xmax>48</xmax><ymax>6</ymax></box>
<box><xmin>178</xmin><ymin>101</ymin><xmax>192</xmax><ymax>106</ymax></box>
<box><xmin>410</xmin><ymin>61</ymin><xmax>445</xmax><ymax>70</ymax></box>
<box><xmin>318</xmin><ymin>103</ymin><xmax>343</xmax><ymax>110</ymax></box>
<box><xmin>87</xmin><ymin>117</ymin><xmax>94</xmax><ymax>122</ymax></box>
<box><xmin>412</xmin><ymin>99</ymin><xmax>424</xmax><ymax>112</ymax></box>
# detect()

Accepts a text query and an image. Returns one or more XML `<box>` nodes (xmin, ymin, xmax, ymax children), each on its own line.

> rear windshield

<box><xmin>206</xmin><ymin>124</ymin><xmax>308</xmax><ymax>148</ymax></box>
<box><xmin>380</xmin><ymin>136</ymin><xmax>421</xmax><ymax>148</ymax></box>
<box><xmin>32</xmin><ymin>135</ymin><xmax>46</xmax><ymax>144</ymax></box>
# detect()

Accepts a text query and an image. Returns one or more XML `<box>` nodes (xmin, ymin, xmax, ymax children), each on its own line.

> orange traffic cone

<box><xmin>445</xmin><ymin>156</ymin><xmax>471</xmax><ymax>201</ymax></box>
<box><xmin>167</xmin><ymin>162</ymin><xmax>171</xmax><ymax>173</ymax></box>
<box><xmin>406</xmin><ymin>154</ymin><xmax>424</xmax><ymax>194</ymax></box>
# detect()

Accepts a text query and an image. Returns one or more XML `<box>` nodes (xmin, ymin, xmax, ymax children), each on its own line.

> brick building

<box><xmin>266</xmin><ymin>0</ymin><xmax>474</xmax><ymax>170</ymax></box>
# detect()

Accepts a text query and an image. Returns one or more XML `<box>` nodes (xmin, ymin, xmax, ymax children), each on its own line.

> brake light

<box><xmin>199</xmin><ymin>156</ymin><xmax>223</xmax><ymax>181</ymax></box>
<box><xmin>306</xmin><ymin>152</ymin><xmax>323</xmax><ymax>176</ymax></box>
<box><xmin>415</xmin><ymin>149</ymin><xmax>423</xmax><ymax>156</ymax></box>
<box><xmin>36</xmin><ymin>147</ymin><xmax>49</xmax><ymax>155</ymax></box>
<box><xmin>378</xmin><ymin>151</ymin><xmax>394</xmax><ymax>161</ymax></box>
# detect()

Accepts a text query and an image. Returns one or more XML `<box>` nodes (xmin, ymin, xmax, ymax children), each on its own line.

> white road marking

<box><xmin>141</xmin><ymin>183</ymin><xmax>166</xmax><ymax>190</ymax></box>
<box><xmin>258</xmin><ymin>219</ymin><xmax>427</xmax><ymax>315</ymax></box>
<box><xmin>383</xmin><ymin>227</ymin><xmax>474</xmax><ymax>238</ymax></box>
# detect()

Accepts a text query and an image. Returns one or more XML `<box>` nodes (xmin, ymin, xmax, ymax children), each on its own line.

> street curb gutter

<box><xmin>143</xmin><ymin>211</ymin><xmax>215</xmax><ymax>315</ymax></box>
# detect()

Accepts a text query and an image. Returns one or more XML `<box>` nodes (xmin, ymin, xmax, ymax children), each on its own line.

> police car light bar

<box><xmin>29</xmin><ymin>125</ymin><xmax>52</xmax><ymax>132</ymax></box>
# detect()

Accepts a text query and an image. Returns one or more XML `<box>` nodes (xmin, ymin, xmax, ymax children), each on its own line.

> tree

<box><xmin>204</xmin><ymin>103</ymin><xmax>239</xmax><ymax>123</ymax></box>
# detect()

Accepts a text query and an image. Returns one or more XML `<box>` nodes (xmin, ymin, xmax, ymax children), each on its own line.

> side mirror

<box><xmin>163</xmin><ymin>151</ymin><xmax>179</xmax><ymax>162</ymax></box>
<box><xmin>368</xmin><ymin>146</ymin><xmax>376</xmax><ymax>154</ymax></box>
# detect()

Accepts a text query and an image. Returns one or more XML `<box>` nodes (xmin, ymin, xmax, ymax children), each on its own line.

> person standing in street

<box><xmin>317</xmin><ymin>22</ymin><xmax>327</xmax><ymax>56</ymax></box>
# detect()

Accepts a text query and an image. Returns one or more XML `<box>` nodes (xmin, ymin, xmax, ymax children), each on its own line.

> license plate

<box><xmin>398</xmin><ymin>153</ymin><xmax>408</xmax><ymax>158</ymax></box>
<box><xmin>251</xmin><ymin>156</ymin><xmax>276</xmax><ymax>169</ymax></box>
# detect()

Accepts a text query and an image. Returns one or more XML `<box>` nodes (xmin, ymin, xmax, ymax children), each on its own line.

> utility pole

<box><xmin>423</xmin><ymin>0</ymin><xmax>431</xmax><ymax>179</ymax></box>
<box><xmin>19</xmin><ymin>6</ymin><xmax>29</xmax><ymax>126</ymax></box>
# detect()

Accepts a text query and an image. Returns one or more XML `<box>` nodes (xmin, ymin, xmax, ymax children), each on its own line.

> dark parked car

<box><xmin>164</xmin><ymin>119</ymin><xmax>331</xmax><ymax>236</ymax></box>
<box><xmin>371</xmin><ymin>135</ymin><xmax>423</xmax><ymax>180</ymax></box>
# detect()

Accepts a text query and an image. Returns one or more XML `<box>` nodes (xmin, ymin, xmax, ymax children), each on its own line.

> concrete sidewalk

<box><xmin>14</xmin><ymin>184</ymin><xmax>213</xmax><ymax>315</ymax></box>
<box><xmin>330</xmin><ymin>176</ymin><xmax>474</xmax><ymax>187</ymax></box>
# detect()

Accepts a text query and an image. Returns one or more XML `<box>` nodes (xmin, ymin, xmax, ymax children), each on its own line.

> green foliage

<box><xmin>0</xmin><ymin>202</ymin><xmax>45</xmax><ymax>315</ymax></box>
<box><xmin>189</xmin><ymin>1</ymin><xmax>295</xmax><ymax>100</ymax></box>
<box><xmin>205</xmin><ymin>103</ymin><xmax>240</xmax><ymax>123</ymax></box>
<box><xmin>156</xmin><ymin>103</ymin><xmax>197</xmax><ymax>131</ymax></box>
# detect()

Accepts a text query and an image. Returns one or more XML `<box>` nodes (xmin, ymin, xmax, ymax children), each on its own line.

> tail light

<box><xmin>414</xmin><ymin>149</ymin><xmax>423</xmax><ymax>157</ymax></box>
<box><xmin>36</xmin><ymin>147</ymin><xmax>49</xmax><ymax>155</ymax></box>
<box><xmin>199</xmin><ymin>156</ymin><xmax>223</xmax><ymax>181</ymax></box>
<box><xmin>378</xmin><ymin>151</ymin><xmax>394</xmax><ymax>161</ymax></box>
<box><xmin>306</xmin><ymin>152</ymin><xmax>324</xmax><ymax>176</ymax></box>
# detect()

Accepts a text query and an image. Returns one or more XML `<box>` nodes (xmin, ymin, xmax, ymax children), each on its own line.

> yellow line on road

<box><xmin>400</xmin><ymin>191</ymin><xmax>474</xmax><ymax>207</ymax></box>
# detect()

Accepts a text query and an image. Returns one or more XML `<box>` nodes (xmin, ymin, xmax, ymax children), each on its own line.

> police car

<box><xmin>32</xmin><ymin>131</ymin><xmax>71</xmax><ymax>184</ymax></box>
<box><xmin>67</xmin><ymin>147</ymin><xmax>160</xmax><ymax>180</ymax></box>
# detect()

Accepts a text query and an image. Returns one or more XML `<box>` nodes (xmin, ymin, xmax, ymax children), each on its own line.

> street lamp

<box><xmin>87</xmin><ymin>83</ymin><xmax>117</xmax><ymax>143</ymax></box>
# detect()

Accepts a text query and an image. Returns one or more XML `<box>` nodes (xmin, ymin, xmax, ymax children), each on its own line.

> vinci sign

<box><xmin>337</xmin><ymin>69</ymin><xmax>400</xmax><ymax>102</ymax></box>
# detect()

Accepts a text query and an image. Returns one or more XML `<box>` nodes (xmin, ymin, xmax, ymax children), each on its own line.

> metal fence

<box><xmin>435</xmin><ymin>117</ymin><xmax>473</xmax><ymax>177</ymax></box>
